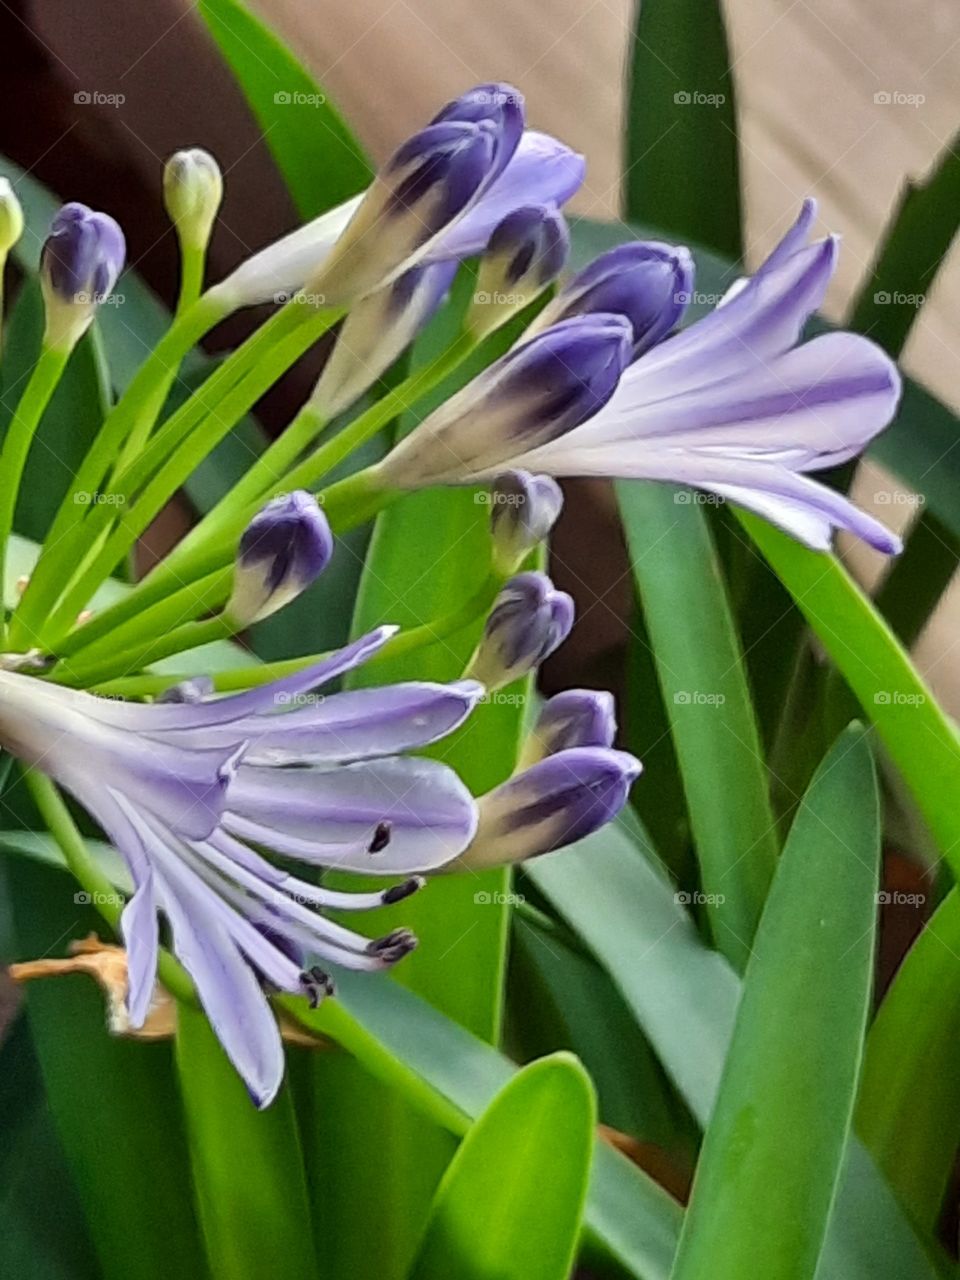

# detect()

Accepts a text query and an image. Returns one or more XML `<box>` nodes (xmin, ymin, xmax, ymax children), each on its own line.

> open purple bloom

<box><xmin>377</xmin><ymin>200</ymin><xmax>902</xmax><ymax>553</ymax></box>
<box><xmin>0</xmin><ymin>629</ymin><xmax>482</xmax><ymax>1105</ymax></box>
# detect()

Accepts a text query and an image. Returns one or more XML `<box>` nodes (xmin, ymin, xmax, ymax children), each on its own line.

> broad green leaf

<box><xmin>1</xmin><ymin>281</ymin><xmax>111</xmax><ymax>543</ymax></box>
<box><xmin>857</xmin><ymin>888</ymin><xmax>960</xmax><ymax>1232</ymax></box>
<box><xmin>409</xmin><ymin>1055</ymin><xmax>595</xmax><ymax>1280</ymax></box>
<box><xmin>618</xmin><ymin>479</ymin><xmax>779</xmax><ymax>969</ymax></box>
<box><xmin>529</xmin><ymin>819</ymin><xmax>942</xmax><ymax>1279</ymax></box>
<box><xmin>175</xmin><ymin>1006</ymin><xmax>319</xmax><ymax>1280</ymax></box>
<box><xmin>874</xmin><ymin>514</ymin><xmax>959</xmax><ymax>647</ymax></box>
<box><xmin>5</xmin><ymin>855</ymin><xmax>207</xmax><ymax>1280</ymax></box>
<box><xmin>670</xmin><ymin>727</ymin><xmax>879</xmax><ymax>1280</ymax></box>
<box><xmin>0</xmin><ymin>1012</ymin><xmax>100</xmax><ymax>1280</ymax></box>
<box><xmin>198</xmin><ymin>0</ymin><xmax>371</xmax><ymax>218</ymax></box>
<box><xmin>624</xmin><ymin>0</ymin><xmax>742</xmax><ymax>260</ymax></box>
<box><xmin>738</xmin><ymin>511</ymin><xmax>960</xmax><ymax>877</ymax></box>
<box><xmin>291</xmin><ymin>973</ymin><xmax>684</xmax><ymax>1280</ymax></box>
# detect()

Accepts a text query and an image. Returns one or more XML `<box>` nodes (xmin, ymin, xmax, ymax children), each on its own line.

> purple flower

<box><xmin>310</xmin><ymin>260</ymin><xmax>458</xmax><ymax>418</ymax></box>
<box><xmin>519</xmin><ymin>689</ymin><xmax>616</xmax><ymax>766</ymax></box>
<box><xmin>227</xmin><ymin>491</ymin><xmax>334</xmax><ymax>625</ymax></box>
<box><xmin>216</xmin><ymin>130</ymin><xmax>585</xmax><ymax>311</ymax></box>
<box><xmin>311</xmin><ymin>84</ymin><xmax>525</xmax><ymax>303</ymax></box>
<box><xmin>466</xmin><ymin>571</ymin><xmax>574</xmax><ymax>690</ymax></box>
<box><xmin>469</xmin><ymin>205</ymin><xmax>570</xmax><ymax>337</ymax></box>
<box><xmin>459</xmin><ymin>746</ymin><xmax>641</xmax><ymax>870</ymax></box>
<box><xmin>489</xmin><ymin>470</ymin><xmax>564</xmax><ymax>572</ymax></box>
<box><xmin>41</xmin><ymin>202</ymin><xmax>125</xmax><ymax>347</ymax></box>
<box><xmin>380</xmin><ymin>200</ymin><xmax>903</xmax><ymax>553</ymax></box>
<box><xmin>528</xmin><ymin>240</ymin><xmax>694</xmax><ymax>358</ymax></box>
<box><xmin>380</xmin><ymin>314</ymin><xmax>634</xmax><ymax>487</ymax></box>
<box><xmin>0</xmin><ymin>630</ymin><xmax>483</xmax><ymax>1105</ymax></box>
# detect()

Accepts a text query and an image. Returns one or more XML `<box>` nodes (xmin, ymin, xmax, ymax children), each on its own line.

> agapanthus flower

<box><xmin>488</xmin><ymin>470</ymin><xmax>564</xmax><ymax>573</ymax></box>
<box><xmin>213</xmin><ymin>128</ymin><xmax>584</xmax><ymax>311</ymax></box>
<box><xmin>40</xmin><ymin>202</ymin><xmax>126</xmax><ymax>349</ymax></box>
<box><xmin>465</xmin><ymin>571</ymin><xmax>574</xmax><ymax>690</ymax></box>
<box><xmin>163</xmin><ymin>147</ymin><xmax>223</xmax><ymax>250</ymax></box>
<box><xmin>517</xmin><ymin>689</ymin><xmax>616</xmax><ymax>767</ymax></box>
<box><xmin>0</xmin><ymin>631</ymin><xmax>484</xmax><ymax>1105</ymax></box>
<box><xmin>372</xmin><ymin>199</ymin><xmax>903</xmax><ymax>553</ymax></box>
<box><xmin>226</xmin><ymin>491</ymin><xmax>334</xmax><ymax>625</ymax></box>
<box><xmin>468</xmin><ymin>204</ymin><xmax>570</xmax><ymax>338</ymax></box>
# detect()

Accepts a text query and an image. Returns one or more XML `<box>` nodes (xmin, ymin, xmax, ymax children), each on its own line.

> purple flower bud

<box><xmin>470</xmin><ymin>205</ymin><xmax>570</xmax><ymax>337</ymax></box>
<box><xmin>40</xmin><ymin>202</ymin><xmax>125</xmax><ymax>347</ymax></box>
<box><xmin>532</xmin><ymin>240</ymin><xmax>694</xmax><ymax>359</ymax></box>
<box><xmin>461</xmin><ymin>746</ymin><xmax>641</xmax><ymax>869</ymax></box>
<box><xmin>227</xmin><ymin>491</ymin><xmax>333</xmax><ymax>625</ymax></box>
<box><xmin>489</xmin><ymin>470</ymin><xmax>563</xmax><ymax>572</ymax></box>
<box><xmin>466</xmin><ymin>571</ymin><xmax>573</xmax><ymax>690</ymax></box>
<box><xmin>519</xmin><ymin>689</ymin><xmax>616</xmax><ymax>767</ymax></box>
<box><xmin>378</xmin><ymin>313</ymin><xmax>633</xmax><ymax>488</ymax></box>
<box><xmin>311</xmin><ymin>83</ymin><xmax>524</xmax><ymax>304</ymax></box>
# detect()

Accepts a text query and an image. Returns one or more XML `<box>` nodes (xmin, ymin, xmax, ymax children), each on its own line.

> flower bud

<box><xmin>40</xmin><ymin>202</ymin><xmax>125</xmax><ymax>349</ymax></box>
<box><xmin>0</xmin><ymin>178</ymin><xmax>24</xmax><ymax>253</ymax></box>
<box><xmin>489</xmin><ymin>470</ymin><xmax>563</xmax><ymax>573</ymax></box>
<box><xmin>518</xmin><ymin>689</ymin><xmax>616</xmax><ymax>768</ymax></box>
<box><xmin>465</xmin><ymin>571</ymin><xmax>573</xmax><ymax>690</ymax></box>
<box><xmin>377</xmin><ymin>313</ymin><xmax>633</xmax><ymax>488</ymax></box>
<box><xmin>163</xmin><ymin>148</ymin><xmax>223</xmax><ymax>249</ymax></box>
<box><xmin>310</xmin><ymin>83</ymin><xmax>524</xmax><ymax>304</ymax></box>
<box><xmin>310</xmin><ymin>260</ymin><xmax>457</xmax><ymax>419</ymax></box>
<box><xmin>468</xmin><ymin>205</ymin><xmax>569</xmax><ymax>338</ymax></box>
<box><xmin>459</xmin><ymin>746</ymin><xmax>641</xmax><ymax>869</ymax></box>
<box><xmin>226</xmin><ymin>491</ymin><xmax>333</xmax><ymax>625</ymax></box>
<box><xmin>527</xmin><ymin>241</ymin><xmax>694</xmax><ymax>359</ymax></box>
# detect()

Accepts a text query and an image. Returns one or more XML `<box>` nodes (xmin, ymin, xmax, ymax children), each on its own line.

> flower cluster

<box><xmin>0</xmin><ymin>80</ymin><xmax>902</xmax><ymax>1103</ymax></box>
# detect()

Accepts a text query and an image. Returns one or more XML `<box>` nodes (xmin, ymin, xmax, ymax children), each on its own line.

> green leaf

<box><xmin>618</xmin><ymin>479</ymin><xmax>779</xmax><ymax>969</ymax></box>
<box><xmin>175</xmin><ymin>1006</ymin><xmax>319</xmax><ymax>1280</ymax></box>
<box><xmin>292</xmin><ymin>974</ymin><xmax>684</xmax><ymax>1280</ymax></box>
<box><xmin>4</xmin><ymin>854</ymin><xmax>207</xmax><ymax>1280</ymax></box>
<box><xmin>198</xmin><ymin>0</ymin><xmax>371</xmax><ymax>218</ymax></box>
<box><xmin>528</xmin><ymin>819</ymin><xmax>943</xmax><ymax>1279</ymax></box>
<box><xmin>623</xmin><ymin>0</ymin><xmax>742</xmax><ymax>260</ymax></box>
<box><xmin>738</xmin><ymin>511</ymin><xmax>960</xmax><ymax>879</ymax></box>
<box><xmin>670</xmin><ymin>726</ymin><xmax>879</xmax><ymax>1280</ymax></box>
<box><xmin>409</xmin><ymin>1054</ymin><xmax>595</xmax><ymax>1280</ymax></box>
<box><xmin>857</xmin><ymin>888</ymin><xmax>960</xmax><ymax>1232</ymax></box>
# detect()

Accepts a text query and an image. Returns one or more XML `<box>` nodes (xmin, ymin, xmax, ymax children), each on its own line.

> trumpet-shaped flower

<box><xmin>0</xmin><ymin>631</ymin><xmax>483</xmax><ymax>1105</ymax></box>
<box><xmin>373</xmin><ymin>200</ymin><xmax>903</xmax><ymax>553</ymax></box>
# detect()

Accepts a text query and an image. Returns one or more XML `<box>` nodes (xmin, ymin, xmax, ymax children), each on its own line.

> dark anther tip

<box><xmin>368</xmin><ymin>821</ymin><xmax>392</xmax><ymax>854</ymax></box>
<box><xmin>381</xmin><ymin>876</ymin><xmax>425</xmax><ymax>906</ymax></box>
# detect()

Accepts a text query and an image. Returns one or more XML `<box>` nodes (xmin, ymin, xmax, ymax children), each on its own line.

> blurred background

<box><xmin>0</xmin><ymin>0</ymin><xmax>957</xmax><ymax>712</ymax></box>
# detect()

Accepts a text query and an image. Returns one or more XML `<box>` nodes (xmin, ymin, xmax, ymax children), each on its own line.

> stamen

<box><xmin>367</xmin><ymin>928</ymin><xmax>418</xmax><ymax>964</ymax></box>
<box><xmin>299</xmin><ymin>966</ymin><xmax>335</xmax><ymax>1008</ymax></box>
<box><xmin>381</xmin><ymin>876</ymin><xmax>425</xmax><ymax>905</ymax></box>
<box><xmin>368</xmin><ymin>820</ymin><xmax>392</xmax><ymax>854</ymax></box>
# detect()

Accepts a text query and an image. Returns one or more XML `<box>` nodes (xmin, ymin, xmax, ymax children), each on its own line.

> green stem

<box><xmin>10</xmin><ymin>292</ymin><xmax>227</xmax><ymax>646</ymax></box>
<box><xmin>43</xmin><ymin>304</ymin><xmax>341</xmax><ymax>642</ymax></box>
<box><xmin>86</xmin><ymin>573</ymin><xmax>502</xmax><ymax>697</ymax></box>
<box><xmin>24</xmin><ymin>771</ymin><xmax>195</xmax><ymax>1004</ymax></box>
<box><xmin>49</xmin><ymin>333</ymin><xmax>473</xmax><ymax>663</ymax></box>
<box><xmin>52</xmin><ymin>613</ymin><xmax>234</xmax><ymax>689</ymax></box>
<box><xmin>0</xmin><ymin>344</ymin><xmax>71</xmax><ymax>643</ymax></box>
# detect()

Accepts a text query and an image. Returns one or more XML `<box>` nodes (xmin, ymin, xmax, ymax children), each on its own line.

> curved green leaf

<box><xmin>409</xmin><ymin>1054</ymin><xmax>595</xmax><ymax>1280</ymax></box>
<box><xmin>198</xmin><ymin>0</ymin><xmax>371</xmax><ymax>217</ymax></box>
<box><xmin>670</xmin><ymin>726</ymin><xmax>879</xmax><ymax>1280</ymax></box>
<box><xmin>618</xmin><ymin>479</ymin><xmax>779</xmax><ymax>969</ymax></box>
<box><xmin>624</xmin><ymin>0</ymin><xmax>742</xmax><ymax>259</ymax></box>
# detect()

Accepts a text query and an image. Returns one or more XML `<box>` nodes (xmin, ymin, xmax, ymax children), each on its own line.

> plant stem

<box><xmin>52</xmin><ymin>613</ymin><xmax>234</xmax><ymax>689</ymax></box>
<box><xmin>0</xmin><ymin>344</ymin><xmax>70</xmax><ymax>643</ymax></box>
